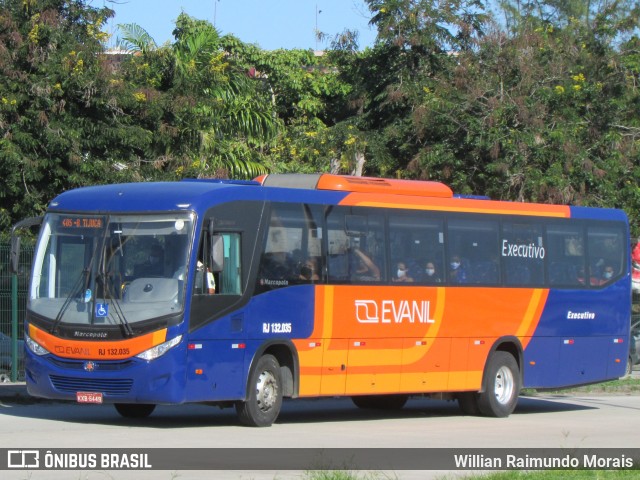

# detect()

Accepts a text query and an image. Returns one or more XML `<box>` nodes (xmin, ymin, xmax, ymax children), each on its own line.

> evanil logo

<box><xmin>355</xmin><ymin>300</ymin><xmax>435</xmax><ymax>324</ymax></box>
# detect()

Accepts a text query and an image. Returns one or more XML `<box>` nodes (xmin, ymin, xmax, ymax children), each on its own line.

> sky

<box><xmin>100</xmin><ymin>0</ymin><xmax>378</xmax><ymax>51</ymax></box>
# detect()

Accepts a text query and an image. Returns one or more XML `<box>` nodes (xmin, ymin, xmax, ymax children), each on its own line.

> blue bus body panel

<box><xmin>568</xmin><ymin>205</ymin><xmax>629</xmax><ymax>222</ymax></box>
<box><xmin>47</xmin><ymin>181</ymin><xmax>348</xmax><ymax>214</ymax></box>
<box><xmin>523</xmin><ymin>279</ymin><xmax>631</xmax><ymax>388</ymax></box>
<box><xmin>183</xmin><ymin>285</ymin><xmax>317</xmax><ymax>402</ymax></box>
<box><xmin>25</xmin><ymin>342</ymin><xmax>189</xmax><ymax>404</ymax></box>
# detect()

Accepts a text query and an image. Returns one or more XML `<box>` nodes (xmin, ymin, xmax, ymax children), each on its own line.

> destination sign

<box><xmin>60</xmin><ymin>217</ymin><xmax>104</xmax><ymax>229</ymax></box>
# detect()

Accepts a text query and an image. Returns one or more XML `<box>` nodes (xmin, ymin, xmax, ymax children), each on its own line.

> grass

<box><xmin>522</xmin><ymin>374</ymin><xmax>640</xmax><ymax>396</ymax></box>
<box><xmin>462</xmin><ymin>472</ymin><xmax>639</xmax><ymax>480</ymax></box>
<box><xmin>305</xmin><ymin>472</ymin><xmax>398</xmax><ymax>480</ymax></box>
<box><xmin>304</xmin><ymin>471</ymin><xmax>639</xmax><ymax>480</ymax></box>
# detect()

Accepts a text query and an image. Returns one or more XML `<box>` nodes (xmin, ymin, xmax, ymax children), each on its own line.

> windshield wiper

<box><xmin>50</xmin><ymin>216</ymin><xmax>105</xmax><ymax>335</ymax></box>
<box><xmin>96</xmin><ymin>219</ymin><xmax>134</xmax><ymax>337</ymax></box>
<box><xmin>50</xmin><ymin>267</ymin><xmax>91</xmax><ymax>335</ymax></box>
<box><xmin>96</xmin><ymin>271</ymin><xmax>133</xmax><ymax>337</ymax></box>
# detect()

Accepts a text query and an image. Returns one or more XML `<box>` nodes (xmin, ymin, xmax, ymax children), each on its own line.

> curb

<box><xmin>0</xmin><ymin>382</ymin><xmax>30</xmax><ymax>402</ymax></box>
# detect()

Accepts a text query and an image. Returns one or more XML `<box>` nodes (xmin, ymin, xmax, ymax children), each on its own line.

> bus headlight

<box><xmin>135</xmin><ymin>335</ymin><xmax>182</xmax><ymax>361</ymax></box>
<box><xmin>25</xmin><ymin>334</ymin><xmax>49</xmax><ymax>356</ymax></box>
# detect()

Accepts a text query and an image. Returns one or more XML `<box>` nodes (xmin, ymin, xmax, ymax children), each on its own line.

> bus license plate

<box><xmin>76</xmin><ymin>392</ymin><xmax>103</xmax><ymax>404</ymax></box>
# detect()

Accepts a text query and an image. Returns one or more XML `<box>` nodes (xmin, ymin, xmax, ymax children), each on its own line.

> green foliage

<box><xmin>0</xmin><ymin>0</ymin><xmax>117</xmax><ymax>221</ymax></box>
<box><xmin>3</xmin><ymin>0</ymin><xmax>640</xmax><ymax>239</ymax></box>
<box><xmin>116</xmin><ymin>23</ymin><xmax>158</xmax><ymax>54</ymax></box>
<box><xmin>348</xmin><ymin>0</ymin><xmax>640</xmax><ymax>230</ymax></box>
<box><xmin>477</xmin><ymin>472</ymin><xmax>640</xmax><ymax>479</ymax></box>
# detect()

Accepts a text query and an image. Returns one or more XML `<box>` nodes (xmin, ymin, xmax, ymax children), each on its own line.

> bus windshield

<box><xmin>29</xmin><ymin>212</ymin><xmax>194</xmax><ymax>328</ymax></box>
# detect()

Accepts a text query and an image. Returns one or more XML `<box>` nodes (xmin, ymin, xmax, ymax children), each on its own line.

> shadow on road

<box><xmin>0</xmin><ymin>394</ymin><xmax>596</xmax><ymax>429</ymax></box>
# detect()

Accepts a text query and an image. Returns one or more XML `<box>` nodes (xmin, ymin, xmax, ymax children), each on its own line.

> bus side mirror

<box><xmin>210</xmin><ymin>234</ymin><xmax>224</xmax><ymax>273</ymax></box>
<box><xmin>10</xmin><ymin>216</ymin><xmax>43</xmax><ymax>274</ymax></box>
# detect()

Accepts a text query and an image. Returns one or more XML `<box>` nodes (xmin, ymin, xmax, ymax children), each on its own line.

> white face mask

<box><xmin>604</xmin><ymin>271</ymin><xmax>613</xmax><ymax>279</ymax></box>
<box><xmin>397</xmin><ymin>269</ymin><xmax>406</xmax><ymax>278</ymax></box>
<box><xmin>425</xmin><ymin>268</ymin><xmax>435</xmax><ymax>276</ymax></box>
<box><xmin>450</xmin><ymin>262</ymin><xmax>460</xmax><ymax>270</ymax></box>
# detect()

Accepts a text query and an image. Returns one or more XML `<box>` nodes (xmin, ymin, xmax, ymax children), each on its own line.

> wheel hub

<box><xmin>494</xmin><ymin>365</ymin><xmax>515</xmax><ymax>405</ymax></box>
<box><xmin>256</xmin><ymin>370</ymin><xmax>278</xmax><ymax>412</ymax></box>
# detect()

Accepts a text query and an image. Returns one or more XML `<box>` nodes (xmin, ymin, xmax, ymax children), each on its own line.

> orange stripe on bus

<box><xmin>316</xmin><ymin>174</ymin><xmax>454</xmax><ymax>198</ymax></box>
<box><xmin>340</xmin><ymin>193</ymin><xmax>571</xmax><ymax>218</ymax></box>
<box><xmin>29</xmin><ymin>324</ymin><xmax>167</xmax><ymax>360</ymax></box>
<box><xmin>517</xmin><ymin>289</ymin><xmax>549</xmax><ymax>349</ymax></box>
<box><xmin>295</xmin><ymin>285</ymin><xmax>549</xmax><ymax>397</ymax></box>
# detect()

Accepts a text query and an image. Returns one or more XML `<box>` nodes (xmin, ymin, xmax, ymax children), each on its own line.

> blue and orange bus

<box><xmin>12</xmin><ymin>174</ymin><xmax>631</xmax><ymax>426</ymax></box>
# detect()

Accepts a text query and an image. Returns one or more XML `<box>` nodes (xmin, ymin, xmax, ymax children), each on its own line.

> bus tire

<box><xmin>477</xmin><ymin>351</ymin><xmax>520</xmax><ymax>418</ymax></box>
<box><xmin>351</xmin><ymin>394</ymin><xmax>408</xmax><ymax>410</ymax></box>
<box><xmin>456</xmin><ymin>392</ymin><xmax>480</xmax><ymax>415</ymax></box>
<box><xmin>114</xmin><ymin>403</ymin><xmax>156</xmax><ymax>418</ymax></box>
<box><xmin>236</xmin><ymin>354</ymin><xmax>283</xmax><ymax>427</ymax></box>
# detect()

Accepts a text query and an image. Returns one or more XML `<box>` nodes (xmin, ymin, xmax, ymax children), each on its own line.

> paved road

<box><xmin>1</xmin><ymin>389</ymin><xmax>639</xmax><ymax>480</ymax></box>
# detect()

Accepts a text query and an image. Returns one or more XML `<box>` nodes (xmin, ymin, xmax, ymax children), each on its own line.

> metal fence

<box><xmin>0</xmin><ymin>242</ymin><xmax>34</xmax><ymax>381</ymax></box>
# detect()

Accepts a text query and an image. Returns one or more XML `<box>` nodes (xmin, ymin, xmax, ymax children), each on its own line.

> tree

<box><xmin>0</xmin><ymin>0</ymin><xmax>122</xmax><ymax>222</ymax></box>
<box><xmin>321</xmin><ymin>1</ymin><xmax>487</xmax><ymax>178</ymax></box>
<box><xmin>117</xmin><ymin>14</ymin><xmax>279</xmax><ymax>179</ymax></box>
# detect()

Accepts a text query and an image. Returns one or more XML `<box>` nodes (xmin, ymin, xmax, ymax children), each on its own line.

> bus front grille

<box><xmin>49</xmin><ymin>358</ymin><xmax>134</xmax><ymax>371</ymax></box>
<box><xmin>49</xmin><ymin>375</ymin><xmax>133</xmax><ymax>396</ymax></box>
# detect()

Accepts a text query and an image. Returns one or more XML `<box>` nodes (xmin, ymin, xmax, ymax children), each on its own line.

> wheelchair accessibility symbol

<box><xmin>95</xmin><ymin>303</ymin><xmax>109</xmax><ymax>317</ymax></box>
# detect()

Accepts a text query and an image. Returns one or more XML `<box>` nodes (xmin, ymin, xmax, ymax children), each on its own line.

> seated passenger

<box><xmin>597</xmin><ymin>265</ymin><xmax>615</xmax><ymax>285</ymax></box>
<box><xmin>421</xmin><ymin>261</ymin><xmax>442</xmax><ymax>284</ymax></box>
<box><xmin>393</xmin><ymin>261</ymin><xmax>413</xmax><ymax>282</ymax></box>
<box><xmin>352</xmin><ymin>248</ymin><xmax>381</xmax><ymax>282</ymax></box>
<box><xmin>299</xmin><ymin>258</ymin><xmax>320</xmax><ymax>282</ymax></box>
<box><xmin>448</xmin><ymin>255</ymin><xmax>468</xmax><ymax>284</ymax></box>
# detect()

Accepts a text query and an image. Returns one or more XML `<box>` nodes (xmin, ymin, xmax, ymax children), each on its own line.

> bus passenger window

<box><xmin>587</xmin><ymin>225</ymin><xmax>624</xmax><ymax>286</ymax></box>
<box><xmin>546</xmin><ymin>225</ymin><xmax>586</xmax><ymax>287</ymax></box>
<box><xmin>326</xmin><ymin>207</ymin><xmax>385</xmax><ymax>284</ymax></box>
<box><xmin>255</xmin><ymin>203</ymin><xmax>324</xmax><ymax>292</ymax></box>
<box><xmin>389</xmin><ymin>213</ymin><xmax>445</xmax><ymax>286</ymax></box>
<box><xmin>502</xmin><ymin>223</ymin><xmax>545</xmax><ymax>286</ymax></box>
<box><xmin>447</xmin><ymin>218</ymin><xmax>499</xmax><ymax>285</ymax></box>
<box><xmin>195</xmin><ymin>233</ymin><xmax>242</xmax><ymax>296</ymax></box>
<box><xmin>217</xmin><ymin>233</ymin><xmax>242</xmax><ymax>295</ymax></box>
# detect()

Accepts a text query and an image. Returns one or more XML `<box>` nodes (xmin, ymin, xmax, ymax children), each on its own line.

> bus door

<box><xmin>186</xmin><ymin>201</ymin><xmax>264</xmax><ymax>402</ymax></box>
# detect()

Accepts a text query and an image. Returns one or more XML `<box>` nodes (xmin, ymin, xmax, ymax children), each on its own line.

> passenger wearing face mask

<box><xmin>393</xmin><ymin>261</ymin><xmax>414</xmax><ymax>282</ymax></box>
<box><xmin>448</xmin><ymin>254</ymin><xmax>467</xmax><ymax>284</ymax></box>
<box><xmin>421</xmin><ymin>261</ymin><xmax>442</xmax><ymax>284</ymax></box>
<box><xmin>598</xmin><ymin>265</ymin><xmax>615</xmax><ymax>285</ymax></box>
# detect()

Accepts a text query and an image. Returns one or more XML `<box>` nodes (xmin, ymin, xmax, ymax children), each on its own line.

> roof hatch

<box><xmin>256</xmin><ymin>174</ymin><xmax>453</xmax><ymax>198</ymax></box>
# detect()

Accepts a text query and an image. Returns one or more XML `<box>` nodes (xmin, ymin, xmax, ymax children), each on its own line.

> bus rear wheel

<box><xmin>351</xmin><ymin>394</ymin><xmax>409</xmax><ymax>410</ymax></box>
<box><xmin>114</xmin><ymin>403</ymin><xmax>156</xmax><ymax>418</ymax></box>
<box><xmin>477</xmin><ymin>351</ymin><xmax>520</xmax><ymax>418</ymax></box>
<box><xmin>236</xmin><ymin>354</ymin><xmax>283</xmax><ymax>427</ymax></box>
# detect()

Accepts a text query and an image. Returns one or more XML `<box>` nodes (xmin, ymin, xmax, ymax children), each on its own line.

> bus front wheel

<box><xmin>114</xmin><ymin>403</ymin><xmax>156</xmax><ymax>418</ymax></box>
<box><xmin>477</xmin><ymin>351</ymin><xmax>520</xmax><ymax>418</ymax></box>
<box><xmin>236</xmin><ymin>354</ymin><xmax>283</xmax><ymax>427</ymax></box>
